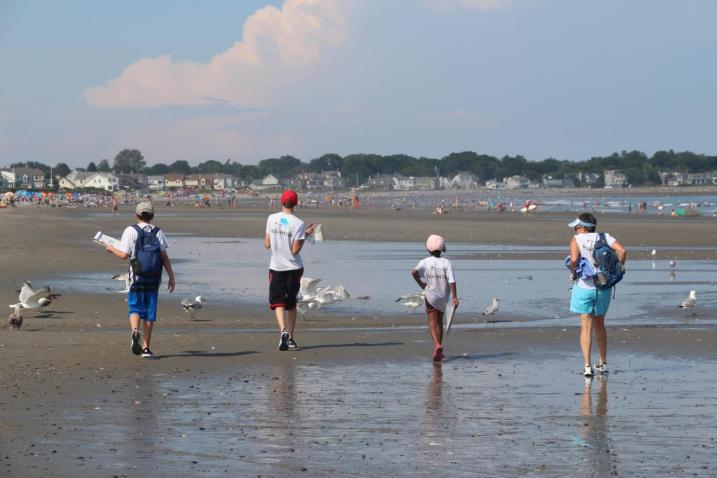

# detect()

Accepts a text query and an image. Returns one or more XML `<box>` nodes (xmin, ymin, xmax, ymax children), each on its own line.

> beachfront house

<box><xmin>364</xmin><ymin>174</ymin><xmax>394</xmax><ymax>190</ymax></box>
<box><xmin>485</xmin><ymin>179</ymin><xmax>505</xmax><ymax>189</ymax></box>
<box><xmin>212</xmin><ymin>174</ymin><xmax>237</xmax><ymax>191</ymax></box>
<box><xmin>542</xmin><ymin>176</ymin><xmax>576</xmax><ymax>188</ymax></box>
<box><xmin>118</xmin><ymin>173</ymin><xmax>148</xmax><ymax>190</ymax></box>
<box><xmin>323</xmin><ymin>170</ymin><xmax>345</xmax><ymax>189</ymax></box>
<box><xmin>59</xmin><ymin>170</ymin><xmax>119</xmax><ymax>191</ymax></box>
<box><xmin>660</xmin><ymin>171</ymin><xmax>717</xmax><ymax>186</ymax></box>
<box><xmin>392</xmin><ymin>175</ymin><xmax>439</xmax><ymax>191</ymax></box>
<box><xmin>449</xmin><ymin>173</ymin><xmax>479</xmax><ymax>190</ymax></box>
<box><xmin>164</xmin><ymin>174</ymin><xmax>185</xmax><ymax>189</ymax></box>
<box><xmin>292</xmin><ymin>172</ymin><xmax>324</xmax><ymax>191</ymax></box>
<box><xmin>250</xmin><ymin>174</ymin><xmax>284</xmax><ymax>191</ymax></box>
<box><xmin>504</xmin><ymin>175</ymin><xmax>530</xmax><ymax>189</ymax></box>
<box><xmin>1</xmin><ymin>167</ymin><xmax>47</xmax><ymax>189</ymax></box>
<box><xmin>147</xmin><ymin>175</ymin><xmax>166</xmax><ymax>191</ymax></box>
<box><xmin>604</xmin><ymin>170</ymin><xmax>628</xmax><ymax>188</ymax></box>
<box><xmin>184</xmin><ymin>174</ymin><xmax>215</xmax><ymax>191</ymax></box>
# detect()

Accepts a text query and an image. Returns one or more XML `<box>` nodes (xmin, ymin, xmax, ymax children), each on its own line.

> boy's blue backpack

<box><xmin>592</xmin><ymin>233</ymin><xmax>624</xmax><ymax>289</ymax></box>
<box><xmin>130</xmin><ymin>225</ymin><xmax>163</xmax><ymax>288</ymax></box>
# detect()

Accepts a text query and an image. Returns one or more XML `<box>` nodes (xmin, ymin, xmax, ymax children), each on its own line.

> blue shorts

<box><xmin>570</xmin><ymin>285</ymin><xmax>611</xmax><ymax>317</ymax></box>
<box><xmin>128</xmin><ymin>288</ymin><xmax>159</xmax><ymax>322</ymax></box>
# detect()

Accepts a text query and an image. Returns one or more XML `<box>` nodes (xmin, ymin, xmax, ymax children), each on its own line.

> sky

<box><xmin>1</xmin><ymin>0</ymin><xmax>716</xmax><ymax>167</ymax></box>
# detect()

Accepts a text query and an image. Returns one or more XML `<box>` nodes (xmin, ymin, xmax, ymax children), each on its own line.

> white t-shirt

<box><xmin>266</xmin><ymin>212</ymin><xmax>306</xmax><ymax>271</ymax></box>
<box><xmin>574</xmin><ymin>232</ymin><xmax>617</xmax><ymax>289</ymax></box>
<box><xmin>118</xmin><ymin>222</ymin><xmax>169</xmax><ymax>282</ymax></box>
<box><xmin>414</xmin><ymin>256</ymin><xmax>456</xmax><ymax>312</ymax></box>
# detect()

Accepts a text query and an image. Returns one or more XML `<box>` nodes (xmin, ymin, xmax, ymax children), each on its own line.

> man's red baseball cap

<box><xmin>281</xmin><ymin>189</ymin><xmax>298</xmax><ymax>206</ymax></box>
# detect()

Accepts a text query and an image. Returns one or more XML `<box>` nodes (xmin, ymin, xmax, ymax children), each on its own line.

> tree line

<box><xmin>7</xmin><ymin>149</ymin><xmax>717</xmax><ymax>187</ymax></box>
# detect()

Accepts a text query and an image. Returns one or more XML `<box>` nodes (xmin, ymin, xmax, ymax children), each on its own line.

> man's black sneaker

<box><xmin>279</xmin><ymin>330</ymin><xmax>289</xmax><ymax>351</ymax></box>
<box><xmin>141</xmin><ymin>348</ymin><xmax>157</xmax><ymax>359</ymax></box>
<box><xmin>288</xmin><ymin>338</ymin><xmax>298</xmax><ymax>349</ymax></box>
<box><xmin>131</xmin><ymin>330</ymin><xmax>142</xmax><ymax>355</ymax></box>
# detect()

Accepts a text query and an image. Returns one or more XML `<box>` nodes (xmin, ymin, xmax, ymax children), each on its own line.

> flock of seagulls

<box><xmin>297</xmin><ymin>278</ymin><xmax>351</xmax><ymax>315</ymax></box>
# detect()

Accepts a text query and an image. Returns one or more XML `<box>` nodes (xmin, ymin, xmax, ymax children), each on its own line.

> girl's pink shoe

<box><xmin>433</xmin><ymin>345</ymin><xmax>444</xmax><ymax>362</ymax></box>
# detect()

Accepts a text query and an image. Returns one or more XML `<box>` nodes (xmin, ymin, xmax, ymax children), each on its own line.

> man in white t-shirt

<box><xmin>264</xmin><ymin>190</ymin><xmax>316</xmax><ymax>351</ymax></box>
<box><xmin>568</xmin><ymin>213</ymin><xmax>626</xmax><ymax>378</ymax></box>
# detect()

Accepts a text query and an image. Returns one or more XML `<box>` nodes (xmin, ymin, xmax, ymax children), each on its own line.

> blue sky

<box><xmin>1</xmin><ymin>0</ymin><xmax>715</xmax><ymax>167</ymax></box>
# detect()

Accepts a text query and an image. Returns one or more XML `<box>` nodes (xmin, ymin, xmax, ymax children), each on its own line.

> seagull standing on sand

<box><xmin>482</xmin><ymin>297</ymin><xmax>501</xmax><ymax>317</ymax></box>
<box><xmin>669</xmin><ymin>260</ymin><xmax>677</xmax><ymax>268</ymax></box>
<box><xmin>181</xmin><ymin>296</ymin><xmax>206</xmax><ymax>320</ymax></box>
<box><xmin>8</xmin><ymin>305</ymin><xmax>23</xmax><ymax>330</ymax></box>
<box><xmin>396</xmin><ymin>292</ymin><xmax>425</xmax><ymax>313</ymax></box>
<box><xmin>679</xmin><ymin>290</ymin><xmax>697</xmax><ymax>315</ymax></box>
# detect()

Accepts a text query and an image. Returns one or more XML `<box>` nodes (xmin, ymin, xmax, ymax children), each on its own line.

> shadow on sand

<box><xmin>442</xmin><ymin>351</ymin><xmax>516</xmax><ymax>362</ymax></box>
<box><xmin>299</xmin><ymin>341</ymin><xmax>403</xmax><ymax>351</ymax></box>
<box><xmin>158</xmin><ymin>350</ymin><xmax>259</xmax><ymax>359</ymax></box>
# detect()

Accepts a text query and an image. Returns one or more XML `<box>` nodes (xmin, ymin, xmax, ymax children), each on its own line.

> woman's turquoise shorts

<box><xmin>570</xmin><ymin>285</ymin><xmax>611</xmax><ymax>316</ymax></box>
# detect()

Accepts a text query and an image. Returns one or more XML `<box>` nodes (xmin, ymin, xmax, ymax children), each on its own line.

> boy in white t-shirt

<box><xmin>264</xmin><ymin>190</ymin><xmax>316</xmax><ymax>351</ymax></box>
<box><xmin>106</xmin><ymin>201</ymin><xmax>176</xmax><ymax>359</ymax></box>
<box><xmin>412</xmin><ymin>234</ymin><xmax>459</xmax><ymax>362</ymax></box>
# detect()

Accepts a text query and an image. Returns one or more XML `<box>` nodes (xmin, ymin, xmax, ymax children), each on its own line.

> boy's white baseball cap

<box><xmin>135</xmin><ymin>201</ymin><xmax>154</xmax><ymax>216</ymax></box>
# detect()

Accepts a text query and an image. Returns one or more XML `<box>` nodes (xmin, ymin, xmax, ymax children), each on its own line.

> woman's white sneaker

<box><xmin>583</xmin><ymin>365</ymin><xmax>594</xmax><ymax>377</ymax></box>
<box><xmin>594</xmin><ymin>362</ymin><xmax>608</xmax><ymax>374</ymax></box>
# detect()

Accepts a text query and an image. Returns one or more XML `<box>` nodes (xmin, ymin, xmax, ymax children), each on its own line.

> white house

<box><xmin>392</xmin><ymin>175</ymin><xmax>439</xmax><ymax>191</ymax></box>
<box><xmin>485</xmin><ymin>179</ymin><xmax>505</xmax><ymax>190</ymax></box>
<box><xmin>212</xmin><ymin>174</ymin><xmax>237</xmax><ymax>190</ymax></box>
<box><xmin>504</xmin><ymin>175</ymin><xmax>530</xmax><ymax>189</ymax></box>
<box><xmin>59</xmin><ymin>170</ymin><xmax>119</xmax><ymax>191</ymax></box>
<box><xmin>449</xmin><ymin>173</ymin><xmax>479</xmax><ymax>190</ymax></box>
<box><xmin>148</xmin><ymin>176</ymin><xmax>166</xmax><ymax>190</ymax></box>
<box><xmin>164</xmin><ymin>174</ymin><xmax>185</xmax><ymax>189</ymax></box>
<box><xmin>604</xmin><ymin>170</ymin><xmax>628</xmax><ymax>188</ymax></box>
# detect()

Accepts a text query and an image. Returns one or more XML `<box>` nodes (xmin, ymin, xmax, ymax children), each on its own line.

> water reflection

<box><xmin>578</xmin><ymin>376</ymin><xmax>618</xmax><ymax>476</ymax></box>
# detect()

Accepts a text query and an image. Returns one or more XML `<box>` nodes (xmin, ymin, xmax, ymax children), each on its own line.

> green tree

<box><xmin>258</xmin><ymin>155</ymin><xmax>303</xmax><ymax>177</ymax></box>
<box><xmin>87</xmin><ymin>161</ymin><xmax>97</xmax><ymax>172</ymax></box>
<box><xmin>113</xmin><ymin>149</ymin><xmax>146</xmax><ymax>173</ymax></box>
<box><xmin>98</xmin><ymin>159</ymin><xmax>111</xmax><ymax>172</ymax></box>
<box><xmin>54</xmin><ymin>163</ymin><xmax>71</xmax><ymax>178</ymax></box>
<box><xmin>146</xmin><ymin>163</ymin><xmax>170</xmax><ymax>175</ymax></box>
<box><xmin>197</xmin><ymin>160</ymin><xmax>224</xmax><ymax>174</ymax></box>
<box><xmin>308</xmin><ymin>153</ymin><xmax>343</xmax><ymax>172</ymax></box>
<box><xmin>168</xmin><ymin>160</ymin><xmax>192</xmax><ymax>175</ymax></box>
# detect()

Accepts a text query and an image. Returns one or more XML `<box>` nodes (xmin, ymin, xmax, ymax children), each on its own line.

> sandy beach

<box><xmin>1</xmin><ymin>203</ymin><xmax>716</xmax><ymax>477</ymax></box>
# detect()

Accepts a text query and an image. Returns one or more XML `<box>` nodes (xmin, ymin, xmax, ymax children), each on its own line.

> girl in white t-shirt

<box><xmin>412</xmin><ymin>234</ymin><xmax>459</xmax><ymax>362</ymax></box>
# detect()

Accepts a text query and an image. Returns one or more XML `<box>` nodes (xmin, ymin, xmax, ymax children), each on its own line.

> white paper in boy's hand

<box><xmin>307</xmin><ymin>224</ymin><xmax>323</xmax><ymax>244</ymax></box>
<box><xmin>94</xmin><ymin>231</ymin><xmax>121</xmax><ymax>249</ymax></box>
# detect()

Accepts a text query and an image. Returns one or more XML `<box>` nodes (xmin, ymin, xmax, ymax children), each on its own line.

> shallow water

<box><xmin>52</xmin><ymin>350</ymin><xmax>717</xmax><ymax>477</ymax></box>
<box><xmin>63</xmin><ymin>237</ymin><xmax>717</xmax><ymax>327</ymax></box>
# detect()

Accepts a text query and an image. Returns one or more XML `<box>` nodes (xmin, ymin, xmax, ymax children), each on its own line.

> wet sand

<box><xmin>1</xmin><ymin>205</ymin><xmax>716</xmax><ymax>476</ymax></box>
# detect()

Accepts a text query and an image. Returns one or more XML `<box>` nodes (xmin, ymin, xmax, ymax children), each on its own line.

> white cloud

<box><xmin>84</xmin><ymin>0</ymin><xmax>349</xmax><ymax>109</ymax></box>
<box><xmin>424</xmin><ymin>0</ymin><xmax>511</xmax><ymax>11</ymax></box>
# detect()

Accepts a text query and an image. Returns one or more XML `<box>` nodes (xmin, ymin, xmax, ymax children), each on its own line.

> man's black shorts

<box><xmin>268</xmin><ymin>268</ymin><xmax>303</xmax><ymax>310</ymax></box>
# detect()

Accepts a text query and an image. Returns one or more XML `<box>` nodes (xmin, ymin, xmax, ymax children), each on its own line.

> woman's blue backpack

<box><xmin>593</xmin><ymin>233</ymin><xmax>624</xmax><ymax>289</ymax></box>
<box><xmin>130</xmin><ymin>225</ymin><xmax>163</xmax><ymax>288</ymax></box>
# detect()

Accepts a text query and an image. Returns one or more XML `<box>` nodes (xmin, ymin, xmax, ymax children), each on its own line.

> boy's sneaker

<box><xmin>279</xmin><ymin>330</ymin><xmax>289</xmax><ymax>351</ymax></box>
<box><xmin>583</xmin><ymin>365</ymin><xmax>594</xmax><ymax>378</ymax></box>
<box><xmin>141</xmin><ymin>348</ymin><xmax>157</xmax><ymax>359</ymax></box>
<box><xmin>131</xmin><ymin>330</ymin><xmax>142</xmax><ymax>355</ymax></box>
<box><xmin>288</xmin><ymin>338</ymin><xmax>298</xmax><ymax>349</ymax></box>
<box><xmin>433</xmin><ymin>345</ymin><xmax>444</xmax><ymax>362</ymax></box>
<box><xmin>594</xmin><ymin>362</ymin><xmax>608</xmax><ymax>374</ymax></box>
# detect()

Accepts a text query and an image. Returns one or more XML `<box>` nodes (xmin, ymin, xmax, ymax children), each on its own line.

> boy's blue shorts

<box><xmin>128</xmin><ymin>288</ymin><xmax>159</xmax><ymax>322</ymax></box>
<box><xmin>570</xmin><ymin>285</ymin><xmax>611</xmax><ymax>317</ymax></box>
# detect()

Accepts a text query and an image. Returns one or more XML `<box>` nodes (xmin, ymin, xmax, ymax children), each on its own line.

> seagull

<box><xmin>679</xmin><ymin>290</ymin><xmax>697</xmax><ymax>315</ymax></box>
<box><xmin>10</xmin><ymin>282</ymin><xmax>60</xmax><ymax>311</ymax></box>
<box><xmin>298</xmin><ymin>279</ymin><xmax>350</xmax><ymax>315</ymax></box>
<box><xmin>112</xmin><ymin>272</ymin><xmax>130</xmax><ymax>293</ymax></box>
<box><xmin>181</xmin><ymin>296</ymin><xmax>206</xmax><ymax>320</ymax></box>
<box><xmin>669</xmin><ymin>260</ymin><xmax>677</xmax><ymax>268</ymax></box>
<box><xmin>651</xmin><ymin>249</ymin><xmax>657</xmax><ymax>258</ymax></box>
<box><xmin>395</xmin><ymin>292</ymin><xmax>425</xmax><ymax>312</ymax></box>
<box><xmin>482</xmin><ymin>297</ymin><xmax>501</xmax><ymax>317</ymax></box>
<box><xmin>8</xmin><ymin>305</ymin><xmax>23</xmax><ymax>330</ymax></box>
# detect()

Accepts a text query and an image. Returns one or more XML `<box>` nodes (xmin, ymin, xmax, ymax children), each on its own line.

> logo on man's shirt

<box><xmin>280</xmin><ymin>217</ymin><xmax>289</xmax><ymax>225</ymax></box>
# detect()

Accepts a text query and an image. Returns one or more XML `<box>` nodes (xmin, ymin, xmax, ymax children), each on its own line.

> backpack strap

<box><xmin>131</xmin><ymin>224</ymin><xmax>143</xmax><ymax>259</ymax></box>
